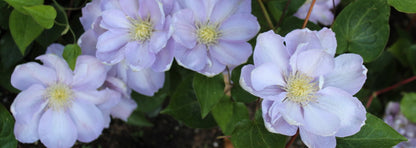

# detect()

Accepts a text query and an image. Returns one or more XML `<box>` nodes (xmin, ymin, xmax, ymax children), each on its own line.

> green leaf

<box><xmin>62</xmin><ymin>44</ymin><xmax>82</xmax><ymax>70</ymax></box>
<box><xmin>9</xmin><ymin>9</ymin><xmax>44</xmax><ymax>54</ymax></box>
<box><xmin>192</xmin><ymin>73</ymin><xmax>224</xmax><ymax>118</ymax></box>
<box><xmin>23</xmin><ymin>5</ymin><xmax>57</xmax><ymax>29</ymax></box>
<box><xmin>212</xmin><ymin>96</ymin><xmax>249</xmax><ymax>135</ymax></box>
<box><xmin>131</xmin><ymin>90</ymin><xmax>167</xmax><ymax>117</ymax></box>
<box><xmin>0</xmin><ymin>104</ymin><xmax>17</xmax><ymax>148</ymax></box>
<box><xmin>127</xmin><ymin>109</ymin><xmax>153</xmax><ymax>127</ymax></box>
<box><xmin>231</xmin><ymin>110</ymin><xmax>286</xmax><ymax>148</ymax></box>
<box><xmin>266</xmin><ymin>0</ymin><xmax>306</xmax><ymax>23</ymax></box>
<box><xmin>277</xmin><ymin>16</ymin><xmax>320</xmax><ymax>36</ymax></box>
<box><xmin>332</xmin><ymin>0</ymin><xmax>390</xmax><ymax>62</ymax></box>
<box><xmin>230</xmin><ymin>65</ymin><xmax>257</xmax><ymax>103</ymax></box>
<box><xmin>400</xmin><ymin>93</ymin><xmax>416</xmax><ymax>123</ymax></box>
<box><xmin>388</xmin><ymin>38</ymin><xmax>412</xmax><ymax>67</ymax></box>
<box><xmin>161</xmin><ymin>75</ymin><xmax>217</xmax><ymax>128</ymax></box>
<box><xmin>36</xmin><ymin>3</ymin><xmax>68</xmax><ymax>47</ymax></box>
<box><xmin>4</xmin><ymin>0</ymin><xmax>43</xmax><ymax>14</ymax></box>
<box><xmin>388</xmin><ymin>0</ymin><xmax>416</xmax><ymax>13</ymax></box>
<box><xmin>405</xmin><ymin>45</ymin><xmax>416</xmax><ymax>75</ymax></box>
<box><xmin>336</xmin><ymin>113</ymin><xmax>407</xmax><ymax>148</ymax></box>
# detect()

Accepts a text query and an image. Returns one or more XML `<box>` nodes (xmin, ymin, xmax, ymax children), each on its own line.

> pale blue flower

<box><xmin>294</xmin><ymin>0</ymin><xmax>340</xmax><ymax>26</ymax></box>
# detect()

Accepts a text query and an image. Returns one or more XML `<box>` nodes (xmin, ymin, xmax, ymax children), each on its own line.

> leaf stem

<box><xmin>302</xmin><ymin>0</ymin><xmax>316</xmax><ymax>29</ymax></box>
<box><xmin>285</xmin><ymin>129</ymin><xmax>299</xmax><ymax>148</ymax></box>
<box><xmin>275</xmin><ymin>0</ymin><xmax>292</xmax><ymax>29</ymax></box>
<box><xmin>256</xmin><ymin>0</ymin><xmax>274</xmax><ymax>29</ymax></box>
<box><xmin>366</xmin><ymin>76</ymin><xmax>416</xmax><ymax>108</ymax></box>
<box><xmin>223</xmin><ymin>67</ymin><xmax>232</xmax><ymax>97</ymax></box>
<box><xmin>53</xmin><ymin>0</ymin><xmax>77</xmax><ymax>44</ymax></box>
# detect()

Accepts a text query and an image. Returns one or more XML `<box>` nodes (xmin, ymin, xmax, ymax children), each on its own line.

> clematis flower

<box><xmin>294</xmin><ymin>0</ymin><xmax>340</xmax><ymax>26</ymax></box>
<box><xmin>172</xmin><ymin>0</ymin><xmax>260</xmax><ymax>76</ymax></box>
<box><xmin>384</xmin><ymin>102</ymin><xmax>416</xmax><ymax>148</ymax></box>
<box><xmin>79</xmin><ymin>0</ymin><xmax>169</xmax><ymax>96</ymax></box>
<box><xmin>10</xmin><ymin>54</ymin><xmax>115</xmax><ymax>147</ymax></box>
<box><xmin>96</xmin><ymin>0</ymin><xmax>175</xmax><ymax>72</ymax></box>
<box><xmin>240</xmin><ymin>28</ymin><xmax>367</xmax><ymax>148</ymax></box>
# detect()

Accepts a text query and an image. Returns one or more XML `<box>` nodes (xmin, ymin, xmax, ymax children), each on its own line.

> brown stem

<box><xmin>366</xmin><ymin>76</ymin><xmax>416</xmax><ymax>108</ymax></box>
<box><xmin>302</xmin><ymin>0</ymin><xmax>316</xmax><ymax>29</ymax></box>
<box><xmin>285</xmin><ymin>130</ymin><xmax>299</xmax><ymax>148</ymax></box>
<box><xmin>257</xmin><ymin>0</ymin><xmax>274</xmax><ymax>29</ymax></box>
<box><xmin>275</xmin><ymin>0</ymin><xmax>292</xmax><ymax>29</ymax></box>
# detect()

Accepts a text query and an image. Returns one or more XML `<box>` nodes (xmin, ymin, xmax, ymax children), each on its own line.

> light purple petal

<box><xmin>235</xmin><ymin>0</ymin><xmax>251</xmax><ymax>13</ymax></box>
<box><xmin>11</xmin><ymin>84</ymin><xmax>47</xmax><ymax>143</ymax></box>
<box><xmin>209</xmin><ymin>41</ymin><xmax>252</xmax><ymax>66</ymax></box>
<box><xmin>175</xmin><ymin>43</ymin><xmax>207</xmax><ymax>71</ymax></box>
<box><xmin>119</xmin><ymin>0</ymin><xmax>139</xmax><ymax>18</ymax></box>
<box><xmin>251</xmin><ymin>63</ymin><xmax>285</xmax><ymax>91</ymax></box>
<box><xmin>177</xmin><ymin>0</ymin><xmax>206</xmax><ymax>22</ymax></box>
<box><xmin>105</xmin><ymin>76</ymin><xmax>131</xmax><ymax>98</ymax></box>
<box><xmin>303</xmin><ymin>102</ymin><xmax>341</xmax><ymax>136</ymax></box>
<box><xmin>97</xmin><ymin>88</ymin><xmax>122</xmax><ymax>111</ymax></box>
<box><xmin>240</xmin><ymin>65</ymin><xmax>283</xmax><ymax>98</ymax></box>
<box><xmin>78</xmin><ymin>30</ymin><xmax>98</xmax><ymax>56</ymax></box>
<box><xmin>299</xmin><ymin>127</ymin><xmax>336</xmax><ymax>148</ymax></box>
<box><xmin>295</xmin><ymin>49</ymin><xmax>334</xmax><ymax>77</ymax></box>
<box><xmin>254</xmin><ymin>30</ymin><xmax>290</xmax><ymax>70</ymax></box>
<box><xmin>45</xmin><ymin>43</ymin><xmax>64</xmax><ymax>57</ymax></box>
<box><xmin>125</xmin><ymin>42</ymin><xmax>156</xmax><ymax>71</ymax></box>
<box><xmin>100</xmin><ymin>9</ymin><xmax>132</xmax><ymax>30</ymax></box>
<box><xmin>199</xmin><ymin>55</ymin><xmax>226</xmax><ymax>77</ymax></box>
<box><xmin>317</xmin><ymin>87</ymin><xmax>366</xmax><ymax>137</ymax></box>
<box><xmin>38</xmin><ymin>109</ymin><xmax>77</xmax><ymax>148</ymax></box>
<box><xmin>262</xmin><ymin>100</ymin><xmax>298</xmax><ymax>136</ymax></box>
<box><xmin>127</xmin><ymin>68</ymin><xmax>164</xmax><ymax>96</ymax></box>
<box><xmin>309</xmin><ymin>4</ymin><xmax>334</xmax><ymax>26</ymax></box>
<box><xmin>152</xmin><ymin>39</ymin><xmax>175</xmax><ymax>72</ymax></box>
<box><xmin>278</xmin><ymin>101</ymin><xmax>304</xmax><ymax>126</ymax></box>
<box><xmin>68</xmin><ymin>100</ymin><xmax>105</xmax><ymax>142</ymax></box>
<box><xmin>172</xmin><ymin>9</ymin><xmax>197</xmax><ymax>49</ymax></box>
<box><xmin>11</xmin><ymin>62</ymin><xmax>56</xmax><ymax>90</ymax></box>
<box><xmin>80</xmin><ymin>0</ymin><xmax>102</xmax><ymax>31</ymax></box>
<box><xmin>284</xmin><ymin>28</ymin><xmax>322</xmax><ymax>55</ymax></box>
<box><xmin>209</xmin><ymin>0</ymin><xmax>244</xmax><ymax>23</ymax></box>
<box><xmin>36</xmin><ymin>54</ymin><xmax>73</xmax><ymax>84</ymax></box>
<box><xmin>72</xmin><ymin>55</ymin><xmax>107</xmax><ymax>90</ymax></box>
<box><xmin>149</xmin><ymin>31</ymin><xmax>169</xmax><ymax>53</ymax></box>
<box><xmin>316</xmin><ymin>27</ymin><xmax>336</xmax><ymax>56</ymax></box>
<box><xmin>138</xmin><ymin>0</ymin><xmax>164</xmax><ymax>29</ymax></box>
<box><xmin>324</xmin><ymin>54</ymin><xmax>367</xmax><ymax>95</ymax></box>
<box><xmin>219</xmin><ymin>13</ymin><xmax>259</xmax><ymax>42</ymax></box>
<box><xmin>111</xmin><ymin>98</ymin><xmax>137</xmax><ymax>121</ymax></box>
<box><xmin>73</xmin><ymin>90</ymin><xmax>108</xmax><ymax>105</ymax></box>
<box><xmin>96</xmin><ymin>30</ymin><xmax>129</xmax><ymax>64</ymax></box>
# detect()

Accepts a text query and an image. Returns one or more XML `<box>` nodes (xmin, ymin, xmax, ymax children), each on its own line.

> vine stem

<box><xmin>302</xmin><ymin>0</ymin><xmax>316</xmax><ymax>29</ymax></box>
<box><xmin>52</xmin><ymin>0</ymin><xmax>77</xmax><ymax>44</ymax></box>
<box><xmin>366</xmin><ymin>76</ymin><xmax>416</xmax><ymax>108</ymax></box>
<box><xmin>275</xmin><ymin>0</ymin><xmax>292</xmax><ymax>29</ymax></box>
<box><xmin>256</xmin><ymin>0</ymin><xmax>274</xmax><ymax>29</ymax></box>
<box><xmin>285</xmin><ymin>130</ymin><xmax>299</xmax><ymax>148</ymax></box>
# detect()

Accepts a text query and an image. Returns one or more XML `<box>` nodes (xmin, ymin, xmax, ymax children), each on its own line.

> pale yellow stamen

<box><xmin>197</xmin><ymin>25</ymin><xmax>220</xmax><ymax>45</ymax></box>
<box><xmin>283</xmin><ymin>72</ymin><xmax>318</xmax><ymax>105</ymax></box>
<box><xmin>129</xmin><ymin>17</ymin><xmax>153</xmax><ymax>42</ymax></box>
<box><xmin>45</xmin><ymin>83</ymin><xmax>73</xmax><ymax>110</ymax></box>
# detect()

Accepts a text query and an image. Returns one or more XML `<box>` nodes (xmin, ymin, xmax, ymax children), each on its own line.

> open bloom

<box><xmin>240</xmin><ymin>28</ymin><xmax>367</xmax><ymax>148</ymax></box>
<box><xmin>172</xmin><ymin>0</ymin><xmax>260</xmax><ymax>76</ymax></box>
<box><xmin>294</xmin><ymin>0</ymin><xmax>340</xmax><ymax>26</ymax></box>
<box><xmin>96</xmin><ymin>0</ymin><xmax>175</xmax><ymax>72</ymax></box>
<box><xmin>384</xmin><ymin>102</ymin><xmax>416</xmax><ymax>148</ymax></box>
<box><xmin>10</xmin><ymin>54</ymin><xmax>115</xmax><ymax>147</ymax></box>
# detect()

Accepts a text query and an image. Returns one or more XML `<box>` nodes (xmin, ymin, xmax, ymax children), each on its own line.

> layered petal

<box><xmin>219</xmin><ymin>13</ymin><xmax>259</xmax><ymax>42</ymax></box>
<box><xmin>175</xmin><ymin>43</ymin><xmax>207</xmax><ymax>71</ymax></box>
<box><xmin>78</xmin><ymin>30</ymin><xmax>98</xmax><ymax>56</ymax></box>
<box><xmin>284</xmin><ymin>29</ymin><xmax>322</xmax><ymax>55</ymax></box>
<box><xmin>96</xmin><ymin>30</ymin><xmax>130</xmax><ymax>64</ymax></box>
<box><xmin>36</xmin><ymin>54</ymin><xmax>73</xmax><ymax>84</ymax></box>
<box><xmin>46</xmin><ymin>43</ymin><xmax>64</xmax><ymax>56</ymax></box>
<box><xmin>149</xmin><ymin>31</ymin><xmax>169</xmax><ymax>53</ymax></box>
<box><xmin>100</xmin><ymin>9</ymin><xmax>132</xmax><ymax>30</ymax></box>
<box><xmin>172</xmin><ymin>9</ymin><xmax>197</xmax><ymax>49</ymax></box>
<box><xmin>278</xmin><ymin>101</ymin><xmax>304</xmax><ymax>126</ymax></box>
<box><xmin>11</xmin><ymin>62</ymin><xmax>57</xmax><ymax>90</ymax></box>
<box><xmin>209</xmin><ymin>41</ymin><xmax>252</xmax><ymax>66</ymax></box>
<box><xmin>303</xmin><ymin>102</ymin><xmax>341</xmax><ymax>136</ymax></box>
<box><xmin>138</xmin><ymin>0</ymin><xmax>164</xmax><ymax>29</ymax></box>
<box><xmin>316</xmin><ymin>27</ymin><xmax>336</xmax><ymax>56</ymax></box>
<box><xmin>262</xmin><ymin>100</ymin><xmax>298</xmax><ymax>136</ymax></box>
<box><xmin>251</xmin><ymin>63</ymin><xmax>285</xmax><ymax>91</ymax></box>
<box><xmin>324</xmin><ymin>54</ymin><xmax>367</xmax><ymax>95</ymax></box>
<box><xmin>295</xmin><ymin>49</ymin><xmax>334</xmax><ymax>77</ymax></box>
<box><xmin>111</xmin><ymin>98</ymin><xmax>137</xmax><ymax>121</ymax></box>
<box><xmin>73</xmin><ymin>90</ymin><xmax>108</xmax><ymax>105</ymax></box>
<box><xmin>199</xmin><ymin>55</ymin><xmax>226</xmax><ymax>77</ymax></box>
<box><xmin>80</xmin><ymin>0</ymin><xmax>102</xmax><ymax>31</ymax></box>
<box><xmin>210</xmin><ymin>0</ymin><xmax>244</xmax><ymax>23</ymax></box>
<box><xmin>119</xmin><ymin>0</ymin><xmax>140</xmax><ymax>19</ymax></box>
<box><xmin>68</xmin><ymin>100</ymin><xmax>105</xmax><ymax>142</ymax></box>
<box><xmin>72</xmin><ymin>55</ymin><xmax>108</xmax><ymax>90</ymax></box>
<box><xmin>152</xmin><ymin>39</ymin><xmax>174</xmax><ymax>72</ymax></box>
<box><xmin>127</xmin><ymin>68</ymin><xmax>164</xmax><ymax>96</ymax></box>
<box><xmin>38</xmin><ymin>109</ymin><xmax>77</xmax><ymax>148</ymax></box>
<box><xmin>254</xmin><ymin>30</ymin><xmax>290</xmax><ymax>70</ymax></box>
<box><xmin>299</xmin><ymin>127</ymin><xmax>336</xmax><ymax>148</ymax></box>
<box><xmin>240</xmin><ymin>65</ymin><xmax>284</xmax><ymax>98</ymax></box>
<box><xmin>125</xmin><ymin>42</ymin><xmax>156</xmax><ymax>71</ymax></box>
<box><xmin>317</xmin><ymin>87</ymin><xmax>366</xmax><ymax>137</ymax></box>
<box><xmin>177</xmin><ymin>0</ymin><xmax>206</xmax><ymax>22</ymax></box>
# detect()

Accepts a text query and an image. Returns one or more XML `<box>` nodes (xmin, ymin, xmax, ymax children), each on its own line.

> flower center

<box><xmin>45</xmin><ymin>82</ymin><xmax>74</xmax><ymax>110</ymax></box>
<box><xmin>130</xmin><ymin>18</ymin><xmax>153</xmax><ymax>42</ymax></box>
<box><xmin>283</xmin><ymin>72</ymin><xmax>318</xmax><ymax>105</ymax></box>
<box><xmin>197</xmin><ymin>25</ymin><xmax>219</xmax><ymax>45</ymax></box>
